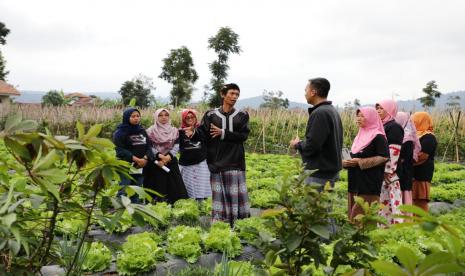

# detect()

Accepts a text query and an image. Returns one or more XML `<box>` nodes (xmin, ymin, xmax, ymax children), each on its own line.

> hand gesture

<box><xmin>210</xmin><ymin>123</ymin><xmax>223</xmax><ymax>138</ymax></box>
<box><xmin>289</xmin><ymin>136</ymin><xmax>300</xmax><ymax>149</ymax></box>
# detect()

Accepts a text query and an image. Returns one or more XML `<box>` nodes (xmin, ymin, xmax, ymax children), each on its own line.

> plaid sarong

<box><xmin>211</xmin><ymin>170</ymin><xmax>250</xmax><ymax>225</ymax></box>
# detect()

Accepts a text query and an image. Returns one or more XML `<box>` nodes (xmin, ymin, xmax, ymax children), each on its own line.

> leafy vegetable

<box><xmin>82</xmin><ymin>242</ymin><xmax>112</xmax><ymax>272</ymax></box>
<box><xmin>204</xmin><ymin>222</ymin><xmax>242</xmax><ymax>257</ymax></box>
<box><xmin>234</xmin><ymin>217</ymin><xmax>274</xmax><ymax>243</ymax></box>
<box><xmin>172</xmin><ymin>199</ymin><xmax>200</xmax><ymax>223</ymax></box>
<box><xmin>167</xmin><ymin>225</ymin><xmax>203</xmax><ymax>263</ymax></box>
<box><xmin>145</xmin><ymin>202</ymin><xmax>172</xmax><ymax>227</ymax></box>
<box><xmin>249</xmin><ymin>189</ymin><xmax>279</xmax><ymax>208</ymax></box>
<box><xmin>117</xmin><ymin>232</ymin><xmax>164</xmax><ymax>275</ymax></box>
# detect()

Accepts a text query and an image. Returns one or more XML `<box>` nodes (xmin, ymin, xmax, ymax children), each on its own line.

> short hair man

<box><xmin>187</xmin><ymin>83</ymin><xmax>250</xmax><ymax>225</ymax></box>
<box><xmin>290</xmin><ymin>77</ymin><xmax>343</xmax><ymax>188</ymax></box>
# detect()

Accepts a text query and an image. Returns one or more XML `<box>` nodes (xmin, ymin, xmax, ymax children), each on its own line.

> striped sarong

<box><xmin>179</xmin><ymin>160</ymin><xmax>212</xmax><ymax>199</ymax></box>
<box><xmin>211</xmin><ymin>170</ymin><xmax>250</xmax><ymax>225</ymax></box>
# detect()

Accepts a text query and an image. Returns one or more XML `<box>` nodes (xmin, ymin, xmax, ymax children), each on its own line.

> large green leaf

<box><xmin>1</xmin><ymin>213</ymin><xmax>17</xmax><ymax>227</ymax></box>
<box><xmin>286</xmin><ymin>232</ymin><xmax>302</xmax><ymax>252</ymax></box>
<box><xmin>85</xmin><ymin>124</ymin><xmax>102</xmax><ymax>138</ymax></box>
<box><xmin>399</xmin><ymin>205</ymin><xmax>430</xmax><ymax>218</ymax></box>
<box><xmin>417</xmin><ymin>252</ymin><xmax>458</xmax><ymax>275</ymax></box>
<box><xmin>0</xmin><ymin>181</ymin><xmax>15</xmax><ymax>214</ymax></box>
<box><xmin>35</xmin><ymin>168</ymin><xmax>67</xmax><ymax>183</ymax></box>
<box><xmin>76</xmin><ymin>121</ymin><xmax>85</xmax><ymax>139</ymax></box>
<box><xmin>396</xmin><ymin>246</ymin><xmax>419</xmax><ymax>274</ymax></box>
<box><xmin>4</xmin><ymin>113</ymin><xmax>22</xmax><ymax>131</ymax></box>
<box><xmin>34</xmin><ymin>178</ymin><xmax>61</xmax><ymax>202</ymax></box>
<box><xmin>3</xmin><ymin>137</ymin><xmax>31</xmax><ymax>161</ymax></box>
<box><xmin>371</xmin><ymin>260</ymin><xmax>409</xmax><ymax>276</ymax></box>
<box><xmin>32</xmin><ymin>149</ymin><xmax>61</xmax><ymax>171</ymax></box>
<box><xmin>8</xmin><ymin>239</ymin><xmax>20</xmax><ymax>255</ymax></box>
<box><xmin>9</xmin><ymin>120</ymin><xmax>38</xmax><ymax>133</ymax></box>
<box><xmin>309</xmin><ymin>225</ymin><xmax>330</xmax><ymax>240</ymax></box>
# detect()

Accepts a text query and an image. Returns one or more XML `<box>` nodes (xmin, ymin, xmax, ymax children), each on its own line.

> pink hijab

<box><xmin>377</xmin><ymin>99</ymin><xmax>398</xmax><ymax>124</ymax></box>
<box><xmin>395</xmin><ymin>112</ymin><xmax>422</xmax><ymax>161</ymax></box>
<box><xmin>146</xmin><ymin>108</ymin><xmax>179</xmax><ymax>154</ymax></box>
<box><xmin>351</xmin><ymin>107</ymin><xmax>387</xmax><ymax>154</ymax></box>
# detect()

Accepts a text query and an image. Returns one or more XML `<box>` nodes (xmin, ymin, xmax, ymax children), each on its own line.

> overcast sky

<box><xmin>1</xmin><ymin>0</ymin><xmax>464</xmax><ymax>106</ymax></box>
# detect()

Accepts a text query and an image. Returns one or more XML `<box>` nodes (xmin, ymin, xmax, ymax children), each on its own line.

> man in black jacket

<box><xmin>186</xmin><ymin>83</ymin><xmax>250</xmax><ymax>226</ymax></box>
<box><xmin>290</xmin><ymin>78</ymin><xmax>343</xmax><ymax>189</ymax></box>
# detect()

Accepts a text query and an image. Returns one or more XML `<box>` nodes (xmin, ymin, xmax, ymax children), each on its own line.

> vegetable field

<box><xmin>1</xmin><ymin>114</ymin><xmax>465</xmax><ymax>275</ymax></box>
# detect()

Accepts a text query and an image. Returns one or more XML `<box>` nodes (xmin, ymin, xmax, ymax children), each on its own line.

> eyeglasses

<box><xmin>185</xmin><ymin>115</ymin><xmax>195</xmax><ymax>119</ymax></box>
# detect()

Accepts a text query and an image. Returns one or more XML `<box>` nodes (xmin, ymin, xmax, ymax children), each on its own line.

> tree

<box><xmin>159</xmin><ymin>46</ymin><xmax>198</xmax><ymax>107</ymax></box>
<box><xmin>446</xmin><ymin>95</ymin><xmax>461</xmax><ymax>112</ymax></box>
<box><xmin>0</xmin><ymin>22</ymin><xmax>10</xmax><ymax>45</ymax></box>
<box><xmin>119</xmin><ymin>74</ymin><xmax>155</xmax><ymax>108</ymax></box>
<box><xmin>0</xmin><ymin>22</ymin><xmax>10</xmax><ymax>81</ymax></box>
<box><xmin>260</xmin><ymin>90</ymin><xmax>289</xmax><ymax>109</ymax></box>
<box><xmin>207</xmin><ymin>27</ymin><xmax>241</xmax><ymax>107</ymax></box>
<box><xmin>418</xmin><ymin>80</ymin><xmax>441</xmax><ymax>108</ymax></box>
<box><xmin>42</xmin><ymin>90</ymin><xmax>65</xmax><ymax>106</ymax></box>
<box><xmin>0</xmin><ymin>50</ymin><xmax>8</xmax><ymax>81</ymax></box>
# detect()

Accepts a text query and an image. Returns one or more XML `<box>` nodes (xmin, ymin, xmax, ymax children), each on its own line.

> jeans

<box><xmin>118</xmin><ymin>174</ymin><xmax>144</xmax><ymax>203</ymax></box>
<box><xmin>305</xmin><ymin>174</ymin><xmax>338</xmax><ymax>192</ymax></box>
<box><xmin>304</xmin><ymin>173</ymin><xmax>339</xmax><ymax>237</ymax></box>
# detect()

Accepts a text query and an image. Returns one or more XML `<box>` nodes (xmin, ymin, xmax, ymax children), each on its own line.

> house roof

<box><xmin>0</xmin><ymin>80</ymin><xmax>21</xmax><ymax>96</ymax></box>
<box><xmin>64</xmin><ymin>92</ymin><xmax>90</xmax><ymax>99</ymax></box>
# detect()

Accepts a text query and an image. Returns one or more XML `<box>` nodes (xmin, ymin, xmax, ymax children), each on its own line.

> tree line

<box><xmin>0</xmin><ymin>21</ymin><xmax>453</xmax><ymax>110</ymax></box>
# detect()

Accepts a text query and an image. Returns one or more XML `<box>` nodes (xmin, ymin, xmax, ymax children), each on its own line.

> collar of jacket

<box><xmin>308</xmin><ymin>101</ymin><xmax>332</xmax><ymax>115</ymax></box>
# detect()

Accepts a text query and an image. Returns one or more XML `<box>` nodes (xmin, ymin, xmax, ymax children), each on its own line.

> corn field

<box><xmin>1</xmin><ymin>104</ymin><xmax>463</xmax><ymax>161</ymax></box>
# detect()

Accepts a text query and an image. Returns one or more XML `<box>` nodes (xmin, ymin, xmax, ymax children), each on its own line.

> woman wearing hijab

<box><xmin>343</xmin><ymin>107</ymin><xmax>389</xmax><ymax>222</ymax></box>
<box><xmin>395</xmin><ymin>112</ymin><xmax>422</xmax><ymax>206</ymax></box>
<box><xmin>178</xmin><ymin>109</ymin><xmax>212</xmax><ymax>201</ymax></box>
<box><xmin>412</xmin><ymin>112</ymin><xmax>437</xmax><ymax>212</ymax></box>
<box><xmin>113</xmin><ymin>108</ymin><xmax>153</xmax><ymax>203</ymax></box>
<box><xmin>376</xmin><ymin>99</ymin><xmax>404</xmax><ymax>224</ymax></box>
<box><xmin>144</xmin><ymin>108</ymin><xmax>188</xmax><ymax>204</ymax></box>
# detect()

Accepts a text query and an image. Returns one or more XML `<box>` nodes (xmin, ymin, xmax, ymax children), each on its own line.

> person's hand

<box><xmin>159</xmin><ymin>154</ymin><xmax>171</xmax><ymax>164</ymax></box>
<box><xmin>210</xmin><ymin>123</ymin><xmax>223</xmax><ymax>138</ymax></box>
<box><xmin>156</xmin><ymin>160</ymin><xmax>166</xmax><ymax>168</ymax></box>
<box><xmin>133</xmin><ymin>156</ymin><xmax>147</xmax><ymax>168</ymax></box>
<box><xmin>384</xmin><ymin>172</ymin><xmax>393</xmax><ymax>182</ymax></box>
<box><xmin>183</xmin><ymin>126</ymin><xmax>194</xmax><ymax>138</ymax></box>
<box><xmin>289</xmin><ymin>136</ymin><xmax>300</xmax><ymax>149</ymax></box>
<box><xmin>343</xmin><ymin>158</ymin><xmax>359</xmax><ymax>168</ymax></box>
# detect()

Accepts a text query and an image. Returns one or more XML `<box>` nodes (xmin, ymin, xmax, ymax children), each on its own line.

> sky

<box><xmin>1</xmin><ymin>0</ymin><xmax>464</xmax><ymax>106</ymax></box>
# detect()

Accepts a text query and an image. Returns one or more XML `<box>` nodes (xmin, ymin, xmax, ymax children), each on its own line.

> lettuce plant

<box><xmin>82</xmin><ymin>242</ymin><xmax>112</xmax><ymax>272</ymax></box>
<box><xmin>167</xmin><ymin>225</ymin><xmax>203</xmax><ymax>263</ymax></box>
<box><xmin>204</xmin><ymin>222</ymin><xmax>242</xmax><ymax>257</ymax></box>
<box><xmin>117</xmin><ymin>232</ymin><xmax>164</xmax><ymax>275</ymax></box>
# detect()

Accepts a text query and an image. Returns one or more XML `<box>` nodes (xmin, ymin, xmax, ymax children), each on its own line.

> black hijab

<box><xmin>113</xmin><ymin>108</ymin><xmax>144</xmax><ymax>140</ymax></box>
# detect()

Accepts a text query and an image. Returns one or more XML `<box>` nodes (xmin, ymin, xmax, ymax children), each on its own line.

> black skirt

<box><xmin>143</xmin><ymin>157</ymin><xmax>188</xmax><ymax>204</ymax></box>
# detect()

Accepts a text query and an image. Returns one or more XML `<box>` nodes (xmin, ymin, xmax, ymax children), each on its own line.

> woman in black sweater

<box><xmin>343</xmin><ymin>107</ymin><xmax>389</xmax><ymax>222</ymax></box>
<box><xmin>113</xmin><ymin>108</ymin><xmax>153</xmax><ymax>203</ymax></box>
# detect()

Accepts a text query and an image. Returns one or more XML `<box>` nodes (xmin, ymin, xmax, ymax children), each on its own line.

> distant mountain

<box><xmin>395</xmin><ymin>91</ymin><xmax>465</xmax><ymax>111</ymax></box>
<box><xmin>13</xmin><ymin>90</ymin><xmax>465</xmax><ymax>110</ymax></box>
<box><xmin>235</xmin><ymin>96</ymin><xmax>308</xmax><ymax>109</ymax></box>
<box><xmin>12</xmin><ymin>91</ymin><xmax>170</xmax><ymax>104</ymax></box>
<box><xmin>12</xmin><ymin>90</ymin><xmax>121</xmax><ymax>103</ymax></box>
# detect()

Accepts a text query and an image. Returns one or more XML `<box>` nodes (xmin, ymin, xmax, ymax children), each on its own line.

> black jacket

<box><xmin>194</xmin><ymin>107</ymin><xmax>249</xmax><ymax>173</ymax></box>
<box><xmin>296</xmin><ymin>101</ymin><xmax>343</xmax><ymax>179</ymax></box>
<box><xmin>179</xmin><ymin>129</ymin><xmax>207</xmax><ymax>166</ymax></box>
